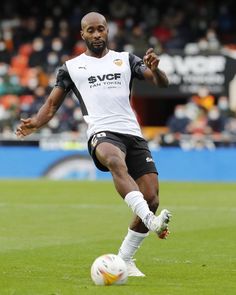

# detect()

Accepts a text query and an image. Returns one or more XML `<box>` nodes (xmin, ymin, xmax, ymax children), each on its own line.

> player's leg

<box><xmin>117</xmin><ymin>136</ymin><xmax>171</xmax><ymax>276</ymax></box>
<box><xmin>129</xmin><ymin>173</ymin><xmax>170</xmax><ymax>236</ymax></box>
<box><xmin>118</xmin><ymin>174</ymin><xmax>171</xmax><ymax>276</ymax></box>
<box><xmin>95</xmin><ymin>141</ymin><xmax>140</xmax><ymax>196</ymax></box>
<box><xmin>95</xmin><ymin>142</ymin><xmax>163</xmax><ymax>229</ymax></box>
<box><xmin>94</xmin><ymin>138</ymin><xmax>171</xmax><ymax>232</ymax></box>
<box><xmin>118</xmin><ymin>173</ymin><xmax>168</xmax><ymax>276</ymax></box>
<box><xmin>132</xmin><ymin>173</ymin><xmax>171</xmax><ymax>237</ymax></box>
<box><xmin>130</xmin><ymin>173</ymin><xmax>159</xmax><ymax>233</ymax></box>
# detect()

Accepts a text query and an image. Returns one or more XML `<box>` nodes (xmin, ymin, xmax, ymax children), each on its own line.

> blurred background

<box><xmin>0</xmin><ymin>0</ymin><xmax>236</xmax><ymax>181</ymax></box>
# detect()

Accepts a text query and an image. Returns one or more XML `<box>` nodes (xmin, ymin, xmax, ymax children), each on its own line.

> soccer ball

<box><xmin>90</xmin><ymin>253</ymin><xmax>128</xmax><ymax>286</ymax></box>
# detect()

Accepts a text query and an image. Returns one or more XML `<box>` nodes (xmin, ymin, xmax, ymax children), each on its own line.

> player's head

<box><xmin>80</xmin><ymin>12</ymin><xmax>108</xmax><ymax>55</ymax></box>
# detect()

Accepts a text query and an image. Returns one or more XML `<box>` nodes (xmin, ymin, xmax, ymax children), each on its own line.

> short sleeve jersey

<box><xmin>55</xmin><ymin>50</ymin><xmax>147</xmax><ymax>139</ymax></box>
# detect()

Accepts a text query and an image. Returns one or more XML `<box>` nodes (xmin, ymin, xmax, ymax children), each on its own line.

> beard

<box><xmin>85</xmin><ymin>39</ymin><xmax>107</xmax><ymax>54</ymax></box>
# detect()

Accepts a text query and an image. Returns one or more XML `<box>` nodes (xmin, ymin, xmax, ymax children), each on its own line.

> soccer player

<box><xmin>16</xmin><ymin>12</ymin><xmax>172</xmax><ymax>277</ymax></box>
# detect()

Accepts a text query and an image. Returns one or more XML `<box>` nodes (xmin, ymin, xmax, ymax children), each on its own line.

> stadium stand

<box><xmin>0</xmin><ymin>0</ymin><xmax>236</xmax><ymax>147</ymax></box>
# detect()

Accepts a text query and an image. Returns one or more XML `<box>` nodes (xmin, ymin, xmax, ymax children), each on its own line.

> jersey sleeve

<box><xmin>55</xmin><ymin>64</ymin><xmax>74</xmax><ymax>92</ymax></box>
<box><xmin>129</xmin><ymin>53</ymin><xmax>147</xmax><ymax>80</ymax></box>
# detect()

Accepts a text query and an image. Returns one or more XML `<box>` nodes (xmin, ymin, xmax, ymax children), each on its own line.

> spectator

<box><xmin>0</xmin><ymin>41</ymin><xmax>11</xmax><ymax>64</ymax></box>
<box><xmin>167</xmin><ymin>104</ymin><xmax>190</xmax><ymax>135</ymax></box>
<box><xmin>217</xmin><ymin>95</ymin><xmax>235</xmax><ymax>121</ymax></box>
<box><xmin>28</xmin><ymin>37</ymin><xmax>47</xmax><ymax>68</ymax></box>
<box><xmin>128</xmin><ymin>24</ymin><xmax>148</xmax><ymax>56</ymax></box>
<box><xmin>207</xmin><ymin>106</ymin><xmax>225</xmax><ymax>133</ymax></box>
<box><xmin>0</xmin><ymin>0</ymin><xmax>236</xmax><ymax>140</ymax></box>
<box><xmin>191</xmin><ymin>86</ymin><xmax>215</xmax><ymax>112</ymax></box>
<box><xmin>186</xmin><ymin>107</ymin><xmax>210</xmax><ymax>135</ymax></box>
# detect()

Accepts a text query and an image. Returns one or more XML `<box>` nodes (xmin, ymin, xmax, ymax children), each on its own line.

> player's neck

<box><xmin>85</xmin><ymin>48</ymin><xmax>109</xmax><ymax>58</ymax></box>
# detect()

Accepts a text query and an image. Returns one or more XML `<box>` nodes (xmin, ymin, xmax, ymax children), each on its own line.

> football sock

<box><xmin>124</xmin><ymin>191</ymin><xmax>154</xmax><ymax>225</ymax></box>
<box><xmin>118</xmin><ymin>228</ymin><xmax>149</xmax><ymax>261</ymax></box>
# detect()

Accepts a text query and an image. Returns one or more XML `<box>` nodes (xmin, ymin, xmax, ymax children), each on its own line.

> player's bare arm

<box><xmin>15</xmin><ymin>87</ymin><xmax>66</xmax><ymax>138</ymax></box>
<box><xmin>143</xmin><ymin>48</ymin><xmax>169</xmax><ymax>87</ymax></box>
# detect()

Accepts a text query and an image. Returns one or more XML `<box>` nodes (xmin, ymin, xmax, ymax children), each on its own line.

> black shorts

<box><xmin>88</xmin><ymin>131</ymin><xmax>158</xmax><ymax>180</ymax></box>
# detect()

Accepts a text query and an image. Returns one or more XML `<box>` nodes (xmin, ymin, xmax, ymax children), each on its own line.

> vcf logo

<box><xmin>88</xmin><ymin>73</ymin><xmax>121</xmax><ymax>84</ymax></box>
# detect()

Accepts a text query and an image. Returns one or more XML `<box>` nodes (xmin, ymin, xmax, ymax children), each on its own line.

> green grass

<box><xmin>0</xmin><ymin>180</ymin><xmax>235</xmax><ymax>295</ymax></box>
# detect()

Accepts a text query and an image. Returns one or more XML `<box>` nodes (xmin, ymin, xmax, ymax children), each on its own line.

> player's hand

<box><xmin>15</xmin><ymin>118</ymin><xmax>38</xmax><ymax>139</ymax></box>
<box><xmin>143</xmin><ymin>48</ymin><xmax>160</xmax><ymax>72</ymax></box>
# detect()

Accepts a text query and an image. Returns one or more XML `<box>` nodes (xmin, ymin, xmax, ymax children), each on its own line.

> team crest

<box><xmin>113</xmin><ymin>59</ymin><xmax>123</xmax><ymax>66</ymax></box>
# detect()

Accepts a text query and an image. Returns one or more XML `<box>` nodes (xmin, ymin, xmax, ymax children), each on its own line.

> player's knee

<box><xmin>106</xmin><ymin>155</ymin><xmax>127</xmax><ymax>173</ymax></box>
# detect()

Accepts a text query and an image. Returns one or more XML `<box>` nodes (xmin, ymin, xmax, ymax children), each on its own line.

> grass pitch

<box><xmin>0</xmin><ymin>180</ymin><xmax>235</xmax><ymax>295</ymax></box>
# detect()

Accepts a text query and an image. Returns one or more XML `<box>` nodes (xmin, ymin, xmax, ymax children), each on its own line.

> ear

<box><xmin>80</xmin><ymin>30</ymin><xmax>85</xmax><ymax>40</ymax></box>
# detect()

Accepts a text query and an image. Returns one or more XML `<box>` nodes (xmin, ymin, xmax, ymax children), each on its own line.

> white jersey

<box><xmin>59</xmin><ymin>50</ymin><xmax>146</xmax><ymax>139</ymax></box>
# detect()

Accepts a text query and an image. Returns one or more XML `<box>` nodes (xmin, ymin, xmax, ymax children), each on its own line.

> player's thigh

<box><xmin>88</xmin><ymin>131</ymin><xmax>127</xmax><ymax>171</ymax></box>
<box><xmin>95</xmin><ymin>142</ymin><xmax>126</xmax><ymax>168</ymax></box>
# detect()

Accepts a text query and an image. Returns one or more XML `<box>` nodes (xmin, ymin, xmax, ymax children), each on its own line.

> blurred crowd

<box><xmin>153</xmin><ymin>87</ymin><xmax>236</xmax><ymax>149</ymax></box>
<box><xmin>0</xmin><ymin>0</ymin><xmax>236</xmax><ymax>143</ymax></box>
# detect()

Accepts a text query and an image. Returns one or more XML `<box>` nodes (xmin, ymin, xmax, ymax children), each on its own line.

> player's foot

<box><xmin>147</xmin><ymin>209</ymin><xmax>172</xmax><ymax>239</ymax></box>
<box><xmin>125</xmin><ymin>259</ymin><xmax>146</xmax><ymax>277</ymax></box>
